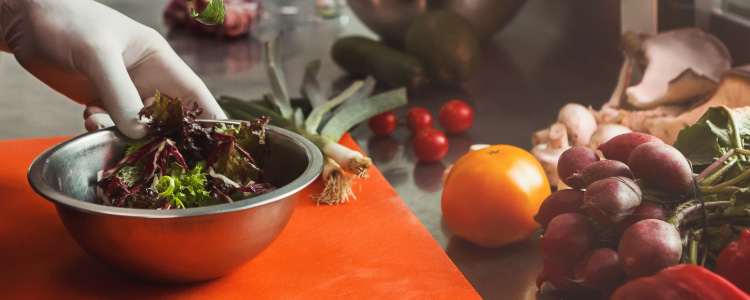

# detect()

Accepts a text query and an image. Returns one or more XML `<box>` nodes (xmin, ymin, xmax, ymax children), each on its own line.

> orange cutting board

<box><xmin>0</xmin><ymin>134</ymin><xmax>479</xmax><ymax>299</ymax></box>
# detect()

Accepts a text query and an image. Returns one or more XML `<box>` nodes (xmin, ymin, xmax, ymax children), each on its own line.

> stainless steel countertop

<box><xmin>0</xmin><ymin>1</ymin><xmax>620</xmax><ymax>298</ymax></box>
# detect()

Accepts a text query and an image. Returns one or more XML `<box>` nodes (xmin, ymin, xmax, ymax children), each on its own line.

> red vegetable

<box><xmin>540</xmin><ymin>213</ymin><xmax>596</xmax><ymax>267</ymax></box>
<box><xmin>717</xmin><ymin>229</ymin><xmax>750</xmax><ymax>294</ymax></box>
<box><xmin>557</xmin><ymin>146</ymin><xmax>599</xmax><ymax>189</ymax></box>
<box><xmin>438</xmin><ymin>100</ymin><xmax>474</xmax><ymax>134</ymax></box>
<box><xmin>574</xmin><ymin>248</ymin><xmax>626</xmax><ymax>292</ymax></box>
<box><xmin>413</xmin><ymin>129</ymin><xmax>449</xmax><ymax>162</ymax></box>
<box><xmin>598</xmin><ymin>132</ymin><xmax>663</xmax><ymax>163</ymax></box>
<box><xmin>628</xmin><ymin>142</ymin><xmax>693</xmax><ymax>195</ymax></box>
<box><xmin>611</xmin><ymin>264</ymin><xmax>750</xmax><ymax>300</ymax></box>
<box><xmin>534</xmin><ymin>189</ymin><xmax>585</xmax><ymax>229</ymax></box>
<box><xmin>536</xmin><ymin>258</ymin><xmax>583</xmax><ymax>293</ymax></box>
<box><xmin>405</xmin><ymin>107</ymin><xmax>434</xmax><ymax>134</ymax></box>
<box><xmin>618</xmin><ymin>219</ymin><xmax>681</xmax><ymax>278</ymax></box>
<box><xmin>164</xmin><ymin>0</ymin><xmax>262</xmax><ymax>39</ymax></box>
<box><xmin>368</xmin><ymin>110</ymin><xmax>398</xmax><ymax>136</ymax></box>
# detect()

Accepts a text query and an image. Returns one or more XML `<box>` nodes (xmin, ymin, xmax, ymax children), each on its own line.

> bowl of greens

<box><xmin>27</xmin><ymin>95</ymin><xmax>323</xmax><ymax>283</ymax></box>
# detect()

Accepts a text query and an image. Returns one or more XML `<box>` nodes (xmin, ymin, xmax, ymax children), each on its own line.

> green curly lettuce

<box><xmin>155</xmin><ymin>161</ymin><xmax>216</xmax><ymax>209</ymax></box>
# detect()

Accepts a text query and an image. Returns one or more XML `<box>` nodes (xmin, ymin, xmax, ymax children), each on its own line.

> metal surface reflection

<box><xmin>167</xmin><ymin>30</ymin><xmax>262</xmax><ymax>76</ymax></box>
<box><xmin>346</xmin><ymin>0</ymin><xmax>526</xmax><ymax>43</ymax></box>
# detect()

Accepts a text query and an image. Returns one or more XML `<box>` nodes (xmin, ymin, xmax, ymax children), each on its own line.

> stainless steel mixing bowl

<box><xmin>28</xmin><ymin>121</ymin><xmax>323</xmax><ymax>283</ymax></box>
<box><xmin>347</xmin><ymin>0</ymin><xmax>527</xmax><ymax>43</ymax></box>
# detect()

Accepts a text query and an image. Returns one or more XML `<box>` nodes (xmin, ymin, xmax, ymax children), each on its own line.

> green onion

<box><xmin>217</xmin><ymin>37</ymin><xmax>408</xmax><ymax>205</ymax></box>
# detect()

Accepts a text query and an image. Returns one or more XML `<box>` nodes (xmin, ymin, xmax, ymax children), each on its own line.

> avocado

<box><xmin>331</xmin><ymin>36</ymin><xmax>427</xmax><ymax>89</ymax></box>
<box><xmin>405</xmin><ymin>10</ymin><xmax>481</xmax><ymax>85</ymax></box>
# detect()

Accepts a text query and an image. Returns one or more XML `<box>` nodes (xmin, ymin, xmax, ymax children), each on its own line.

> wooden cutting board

<box><xmin>0</xmin><ymin>134</ymin><xmax>479</xmax><ymax>299</ymax></box>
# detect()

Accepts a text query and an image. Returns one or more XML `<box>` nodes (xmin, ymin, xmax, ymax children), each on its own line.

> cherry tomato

<box><xmin>438</xmin><ymin>100</ymin><xmax>474</xmax><ymax>134</ymax></box>
<box><xmin>405</xmin><ymin>107</ymin><xmax>434</xmax><ymax>134</ymax></box>
<box><xmin>442</xmin><ymin>145</ymin><xmax>551</xmax><ymax>248</ymax></box>
<box><xmin>413</xmin><ymin>128</ymin><xmax>449</xmax><ymax>162</ymax></box>
<box><xmin>368</xmin><ymin>110</ymin><xmax>397</xmax><ymax>135</ymax></box>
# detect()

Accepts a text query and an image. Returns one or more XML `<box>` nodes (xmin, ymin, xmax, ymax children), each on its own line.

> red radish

<box><xmin>557</xmin><ymin>146</ymin><xmax>599</xmax><ymax>189</ymax></box>
<box><xmin>568</xmin><ymin>159</ymin><xmax>633</xmax><ymax>189</ymax></box>
<box><xmin>574</xmin><ymin>248</ymin><xmax>626</xmax><ymax>291</ymax></box>
<box><xmin>583</xmin><ymin>177</ymin><xmax>642</xmax><ymax>226</ymax></box>
<box><xmin>598</xmin><ymin>132</ymin><xmax>663</xmax><ymax>163</ymax></box>
<box><xmin>613</xmin><ymin>201</ymin><xmax>670</xmax><ymax>235</ymax></box>
<box><xmin>540</xmin><ymin>213</ymin><xmax>596</xmax><ymax>267</ymax></box>
<box><xmin>534</xmin><ymin>189</ymin><xmax>585</xmax><ymax>229</ymax></box>
<box><xmin>537</xmin><ymin>258</ymin><xmax>584</xmax><ymax>293</ymax></box>
<box><xmin>618</xmin><ymin>219</ymin><xmax>682</xmax><ymax>278</ymax></box>
<box><xmin>628</xmin><ymin>142</ymin><xmax>693</xmax><ymax>194</ymax></box>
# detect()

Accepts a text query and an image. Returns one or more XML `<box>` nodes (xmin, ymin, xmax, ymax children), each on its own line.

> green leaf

<box><xmin>729</xmin><ymin>108</ymin><xmax>750</xmax><ymax>150</ymax></box>
<box><xmin>301</xmin><ymin>59</ymin><xmax>328</xmax><ymax>108</ymax></box>
<box><xmin>330</xmin><ymin>76</ymin><xmax>376</xmax><ymax>115</ymax></box>
<box><xmin>321</xmin><ymin>88</ymin><xmax>408</xmax><ymax>140</ymax></box>
<box><xmin>125</xmin><ymin>139</ymin><xmax>152</xmax><ymax>156</ymax></box>
<box><xmin>139</xmin><ymin>91</ymin><xmax>185</xmax><ymax>135</ymax></box>
<box><xmin>213</xmin><ymin>123</ymin><xmax>236</xmax><ymax>135</ymax></box>
<box><xmin>218</xmin><ymin>95</ymin><xmax>295</xmax><ymax>129</ymax></box>
<box><xmin>674</xmin><ymin>106</ymin><xmax>750</xmax><ymax>166</ymax></box>
<box><xmin>189</xmin><ymin>0</ymin><xmax>225</xmax><ymax>25</ymax></box>
<box><xmin>234</xmin><ymin>117</ymin><xmax>270</xmax><ymax>167</ymax></box>
<box><xmin>213</xmin><ymin>148</ymin><xmax>262</xmax><ymax>186</ymax></box>
<box><xmin>731</xmin><ymin>189</ymin><xmax>750</xmax><ymax>209</ymax></box>
<box><xmin>700</xmin><ymin>107</ymin><xmax>734</xmax><ymax>147</ymax></box>
<box><xmin>115</xmin><ymin>164</ymin><xmax>144</xmax><ymax>187</ymax></box>
<box><xmin>155</xmin><ymin>162</ymin><xmax>213</xmax><ymax>209</ymax></box>
<box><xmin>304</xmin><ymin>80</ymin><xmax>364</xmax><ymax>134</ymax></box>
<box><xmin>674</xmin><ymin>123</ymin><xmax>722</xmax><ymax>166</ymax></box>
<box><xmin>263</xmin><ymin>37</ymin><xmax>294</xmax><ymax>119</ymax></box>
<box><xmin>294</xmin><ymin>107</ymin><xmax>305</xmax><ymax>128</ymax></box>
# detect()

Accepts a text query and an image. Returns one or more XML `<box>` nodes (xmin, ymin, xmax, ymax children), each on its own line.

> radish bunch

<box><xmin>535</xmin><ymin>132</ymin><xmax>690</xmax><ymax>295</ymax></box>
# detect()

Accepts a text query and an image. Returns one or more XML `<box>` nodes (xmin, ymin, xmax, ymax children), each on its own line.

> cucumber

<box><xmin>331</xmin><ymin>36</ymin><xmax>426</xmax><ymax>89</ymax></box>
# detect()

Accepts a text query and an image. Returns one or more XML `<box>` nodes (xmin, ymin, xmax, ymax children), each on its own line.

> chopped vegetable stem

<box><xmin>702</xmin><ymin>166</ymin><xmax>750</xmax><ymax>193</ymax></box>
<box><xmin>304</xmin><ymin>80</ymin><xmax>364</xmax><ymax>134</ymax></box>
<box><xmin>695</xmin><ymin>149</ymin><xmax>735</xmax><ymax>182</ymax></box>
<box><xmin>688</xmin><ymin>233</ymin><xmax>698</xmax><ymax>265</ymax></box>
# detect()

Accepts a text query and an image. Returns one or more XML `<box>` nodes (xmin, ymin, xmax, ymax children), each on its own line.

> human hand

<box><xmin>0</xmin><ymin>0</ymin><xmax>227</xmax><ymax>139</ymax></box>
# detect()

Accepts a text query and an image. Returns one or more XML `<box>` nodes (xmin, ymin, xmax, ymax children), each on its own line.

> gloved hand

<box><xmin>0</xmin><ymin>0</ymin><xmax>227</xmax><ymax>139</ymax></box>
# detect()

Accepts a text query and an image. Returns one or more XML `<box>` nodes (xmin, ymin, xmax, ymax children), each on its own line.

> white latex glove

<box><xmin>0</xmin><ymin>0</ymin><xmax>227</xmax><ymax>139</ymax></box>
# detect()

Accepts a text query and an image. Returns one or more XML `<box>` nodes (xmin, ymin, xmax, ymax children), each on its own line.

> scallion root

<box><xmin>348</xmin><ymin>155</ymin><xmax>372</xmax><ymax>178</ymax></box>
<box><xmin>323</xmin><ymin>142</ymin><xmax>372</xmax><ymax>178</ymax></box>
<box><xmin>316</xmin><ymin>158</ymin><xmax>356</xmax><ymax>205</ymax></box>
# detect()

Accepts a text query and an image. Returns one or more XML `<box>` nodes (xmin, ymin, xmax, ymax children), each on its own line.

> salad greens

<box><xmin>97</xmin><ymin>92</ymin><xmax>272</xmax><ymax>209</ymax></box>
<box><xmin>187</xmin><ymin>0</ymin><xmax>226</xmax><ymax>25</ymax></box>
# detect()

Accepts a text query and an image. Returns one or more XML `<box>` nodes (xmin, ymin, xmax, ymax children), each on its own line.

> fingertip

<box><xmin>204</xmin><ymin>108</ymin><xmax>228</xmax><ymax>120</ymax></box>
<box><xmin>83</xmin><ymin>106</ymin><xmax>108</xmax><ymax>119</ymax></box>
<box><xmin>118</xmin><ymin>116</ymin><xmax>149</xmax><ymax>139</ymax></box>
<box><xmin>84</xmin><ymin>113</ymin><xmax>115</xmax><ymax>132</ymax></box>
<box><xmin>85</xmin><ymin>109</ymin><xmax>148</xmax><ymax>139</ymax></box>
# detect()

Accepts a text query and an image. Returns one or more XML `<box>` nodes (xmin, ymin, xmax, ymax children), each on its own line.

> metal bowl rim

<box><xmin>27</xmin><ymin>120</ymin><xmax>323</xmax><ymax>219</ymax></box>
